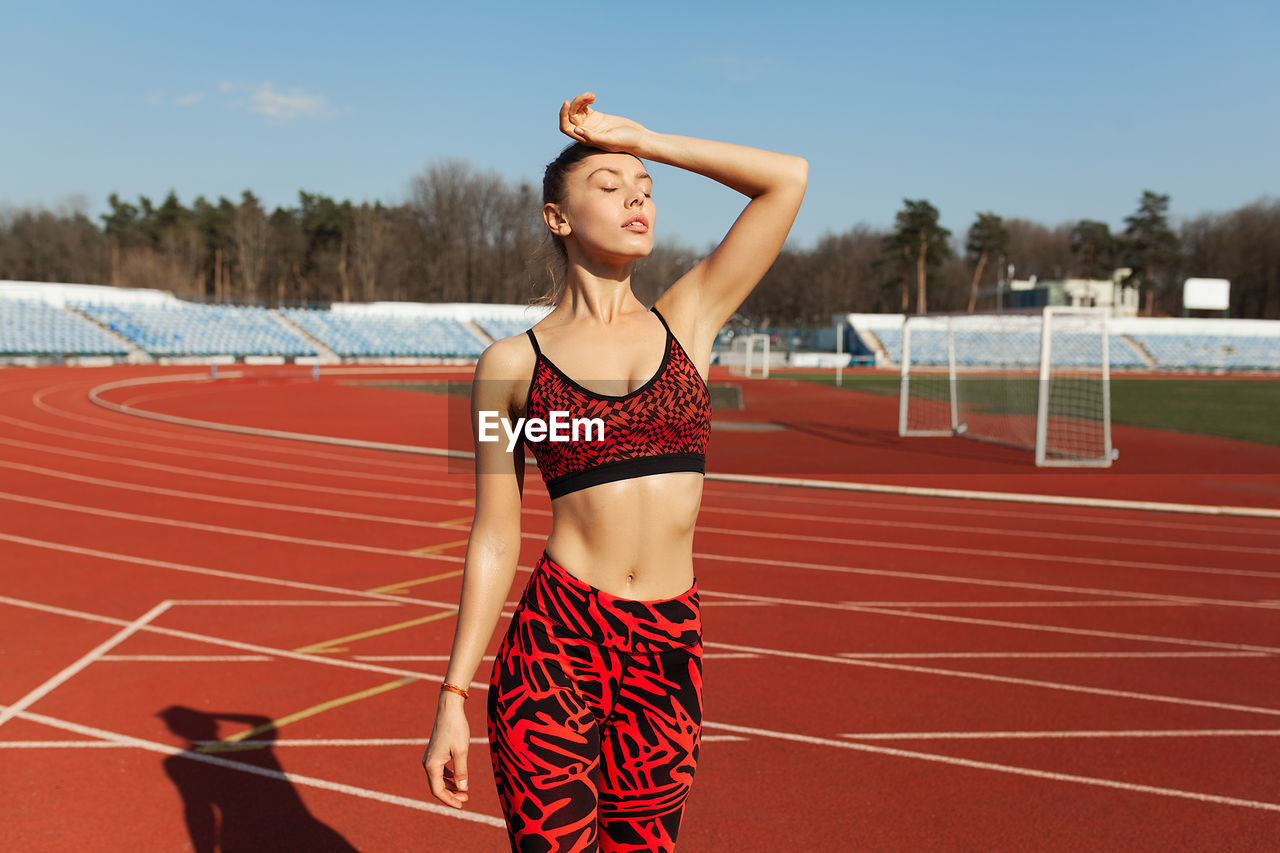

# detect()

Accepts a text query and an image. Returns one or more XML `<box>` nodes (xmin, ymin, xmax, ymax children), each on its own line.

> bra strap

<box><xmin>650</xmin><ymin>305</ymin><xmax>672</xmax><ymax>334</ymax></box>
<box><xmin>525</xmin><ymin>327</ymin><xmax>542</xmax><ymax>357</ymax></box>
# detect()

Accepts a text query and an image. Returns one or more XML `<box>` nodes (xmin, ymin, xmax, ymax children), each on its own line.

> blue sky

<box><xmin>4</xmin><ymin>0</ymin><xmax>1277</xmax><ymax>251</ymax></box>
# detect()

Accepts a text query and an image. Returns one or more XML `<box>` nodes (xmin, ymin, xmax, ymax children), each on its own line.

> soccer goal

<box><xmin>898</xmin><ymin>307</ymin><xmax>1117</xmax><ymax>467</ymax></box>
<box><xmin>728</xmin><ymin>333</ymin><xmax>770</xmax><ymax>378</ymax></box>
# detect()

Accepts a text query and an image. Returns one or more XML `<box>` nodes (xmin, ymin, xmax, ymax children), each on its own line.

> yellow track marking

<box><xmin>439</xmin><ymin>516</ymin><xmax>472</xmax><ymax>527</ymax></box>
<box><xmin>196</xmin><ymin>677</ymin><xmax>416</xmax><ymax>753</ymax></box>
<box><xmin>408</xmin><ymin>538</ymin><xmax>470</xmax><ymax>555</ymax></box>
<box><xmin>293</xmin><ymin>610</ymin><xmax>459</xmax><ymax>655</ymax></box>
<box><xmin>367</xmin><ymin>569</ymin><xmax>465</xmax><ymax>594</ymax></box>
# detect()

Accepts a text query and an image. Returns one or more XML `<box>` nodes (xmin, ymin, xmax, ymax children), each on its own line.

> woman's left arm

<box><xmin>563</xmin><ymin>93</ymin><xmax>808</xmax><ymax>338</ymax></box>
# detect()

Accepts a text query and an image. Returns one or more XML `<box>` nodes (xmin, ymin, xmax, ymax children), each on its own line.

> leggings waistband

<box><xmin>519</xmin><ymin>550</ymin><xmax>702</xmax><ymax>655</ymax></box>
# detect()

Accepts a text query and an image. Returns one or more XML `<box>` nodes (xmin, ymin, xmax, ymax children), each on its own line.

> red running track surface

<box><xmin>1</xmin><ymin>364</ymin><xmax>1279</xmax><ymax>851</ymax></box>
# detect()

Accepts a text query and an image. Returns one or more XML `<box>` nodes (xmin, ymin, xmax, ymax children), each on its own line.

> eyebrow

<box><xmin>587</xmin><ymin>167</ymin><xmax>651</xmax><ymax>182</ymax></box>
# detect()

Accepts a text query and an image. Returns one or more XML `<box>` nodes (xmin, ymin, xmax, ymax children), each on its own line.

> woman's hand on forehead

<box><xmin>560</xmin><ymin>92</ymin><xmax>648</xmax><ymax>154</ymax></box>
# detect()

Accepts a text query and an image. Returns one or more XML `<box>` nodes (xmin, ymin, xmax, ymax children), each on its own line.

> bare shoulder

<box><xmin>474</xmin><ymin>332</ymin><xmax>537</xmax><ymax>414</ymax></box>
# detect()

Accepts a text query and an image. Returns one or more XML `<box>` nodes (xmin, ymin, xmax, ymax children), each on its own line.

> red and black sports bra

<box><xmin>524</xmin><ymin>306</ymin><xmax>711</xmax><ymax>499</ymax></box>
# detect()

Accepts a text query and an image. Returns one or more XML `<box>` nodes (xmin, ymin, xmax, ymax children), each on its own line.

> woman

<box><xmin>423</xmin><ymin>92</ymin><xmax>806</xmax><ymax>852</ymax></box>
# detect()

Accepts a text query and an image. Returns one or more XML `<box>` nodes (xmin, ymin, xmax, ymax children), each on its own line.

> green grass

<box><xmin>789</xmin><ymin>372</ymin><xmax>1280</xmax><ymax>446</ymax></box>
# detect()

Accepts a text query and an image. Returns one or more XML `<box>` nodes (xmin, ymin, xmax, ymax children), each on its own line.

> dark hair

<box><xmin>529</xmin><ymin>142</ymin><xmax>605</xmax><ymax>308</ymax></box>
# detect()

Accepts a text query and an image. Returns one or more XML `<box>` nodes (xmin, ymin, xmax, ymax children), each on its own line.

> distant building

<box><xmin>976</xmin><ymin>271</ymin><xmax>1140</xmax><ymax>316</ymax></box>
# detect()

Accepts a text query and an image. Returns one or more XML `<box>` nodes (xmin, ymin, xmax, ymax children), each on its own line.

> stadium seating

<box><xmin>472</xmin><ymin>314</ymin><xmax>540</xmax><ymax>341</ymax></box>
<box><xmin>866</xmin><ymin>322</ymin><xmax>1148</xmax><ymax>369</ymax></box>
<box><xmin>0</xmin><ymin>298</ymin><xmax>129</xmax><ymax>356</ymax></box>
<box><xmin>75</xmin><ymin>301</ymin><xmax>314</xmax><ymax>357</ymax></box>
<box><xmin>1125</xmin><ymin>333</ymin><xmax>1280</xmax><ymax>371</ymax></box>
<box><xmin>280</xmin><ymin>308</ymin><xmax>487</xmax><ymax>357</ymax></box>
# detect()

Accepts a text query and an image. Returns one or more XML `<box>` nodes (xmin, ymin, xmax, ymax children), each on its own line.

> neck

<box><xmin>557</xmin><ymin>258</ymin><xmax>642</xmax><ymax>324</ymax></box>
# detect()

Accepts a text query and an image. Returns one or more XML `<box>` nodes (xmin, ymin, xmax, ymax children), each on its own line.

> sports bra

<box><xmin>524</xmin><ymin>306</ymin><xmax>711</xmax><ymax>499</ymax></box>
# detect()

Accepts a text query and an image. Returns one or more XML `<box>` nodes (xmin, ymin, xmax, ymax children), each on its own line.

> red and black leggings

<box><xmin>487</xmin><ymin>550</ymin><xmax>703</xmax><ymax>853</ymax></box>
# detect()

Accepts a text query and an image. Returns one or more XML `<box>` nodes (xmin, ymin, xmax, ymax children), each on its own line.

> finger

<box><xmin>559</xmin><ymin>99</ymin><xmax>573</xmax><ymax>134</ymax></box>
<box><xmin>569</xmin><ymin>92</ymin><xmax>594</xmax><ymax>124</ymax></box>
<box><xmin>425</xmin><ymin>760</ymin><xmax>464</xmax><ymax>808</ymax></box>
<box><xmin>454</xmin><ymin>748</ymin><xmax>470</xmax><ymax>794</ymax></box>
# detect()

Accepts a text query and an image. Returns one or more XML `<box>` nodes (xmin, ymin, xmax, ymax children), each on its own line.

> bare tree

<box><xmin>230</xmin><ymin>191</ymin><xmax>269</xmax><ymax>302</ymax></box>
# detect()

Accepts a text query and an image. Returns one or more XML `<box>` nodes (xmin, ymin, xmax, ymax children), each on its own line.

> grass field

<box><xmin>788</xmin><ymin>372</ymin><xmax>1280</xmax><ymax>446</ymax></box>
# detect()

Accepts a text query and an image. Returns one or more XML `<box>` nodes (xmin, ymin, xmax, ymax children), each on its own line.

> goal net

<box><xmin>728</xmin><ymin>333</ymin><xmax>770</xmax><ymax>378</ymax></box>
<box><xmin>898</xmin><ymin>307</ymin><xmax>1115</xmax><ymax>467</ymax></box>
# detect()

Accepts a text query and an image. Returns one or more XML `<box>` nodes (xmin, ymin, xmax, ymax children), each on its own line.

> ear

<box><xmin>543</xmin><ymin>202</ymin><xmax>571</xmax><ymax>238</ymax></box>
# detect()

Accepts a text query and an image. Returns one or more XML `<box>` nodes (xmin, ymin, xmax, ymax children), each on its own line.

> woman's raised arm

<box><xmin>562</xmin><ymin>92</ymin><xmax>808</xmax><ymax>340</ymax></box>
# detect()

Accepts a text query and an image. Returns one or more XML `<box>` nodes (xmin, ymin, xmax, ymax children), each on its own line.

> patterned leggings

<box><xmin>487</xmin><ymin>550</ymin><xmax>703</xmax><ymax>853</ymax></box>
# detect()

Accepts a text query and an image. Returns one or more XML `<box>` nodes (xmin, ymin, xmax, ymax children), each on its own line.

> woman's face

<box><xmin>555</xmin><ymin>152</ymin><xmax>656</xmax><ymax>264</ymax></box>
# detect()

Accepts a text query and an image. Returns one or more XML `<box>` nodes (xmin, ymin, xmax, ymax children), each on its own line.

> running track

<box><xmin>2</xmin><ymin>365</ymin><xmax>1278</xmax><ymax>851</ymax></box>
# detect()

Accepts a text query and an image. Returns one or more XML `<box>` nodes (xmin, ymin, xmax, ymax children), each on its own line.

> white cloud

<box><xmin>247</xmin><ymin>82</ymin><xmax>333</xmax><ymax>119</ymax></box>
<box><xmin>217</xmin><ymin>81</ymin><xmax>235</xmax><ymax>93</ymax></box>
<box><xmin>175</xmin><ymin>91</ymin><xmax>205</xmax><ymax>106</ymax></box>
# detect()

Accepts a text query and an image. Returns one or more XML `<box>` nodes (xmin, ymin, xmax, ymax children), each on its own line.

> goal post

<box><xmin>898</xmin><ymin>307</ymin><xmax>1117</xmax><ymax>467</ymax></box>
<box><xmin>728</xmin><ymin>333</ymin><xmax>770</xmax><ymax>378</ymax></box>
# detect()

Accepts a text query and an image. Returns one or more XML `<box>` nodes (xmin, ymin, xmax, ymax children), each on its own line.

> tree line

<box><xmin>2</xmin><ymin>162</ymin><xmax>1277</xmax><ymax>322</ymax></box>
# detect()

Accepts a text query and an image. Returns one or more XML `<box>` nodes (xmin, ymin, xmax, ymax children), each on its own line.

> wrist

<box><xmin>438</xmin><ymin>681</ymin><xmax>469</xmax><ymax>705</ymax></box>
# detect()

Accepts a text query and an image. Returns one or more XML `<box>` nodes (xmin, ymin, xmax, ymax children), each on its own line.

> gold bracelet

<box><xmin>440</xmin><ymin>682</ymin><xmax>469</xmax><ymax>699</ymax></box>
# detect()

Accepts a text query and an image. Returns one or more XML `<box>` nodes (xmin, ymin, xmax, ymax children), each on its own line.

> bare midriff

<box><xmin>543</xmin><ymin>471</ymin><xmax>704</xmax><ymax>600</ymax></box>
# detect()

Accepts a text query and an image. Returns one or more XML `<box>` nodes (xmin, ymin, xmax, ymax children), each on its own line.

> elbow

<box><xmin>791</xmin><ymin>155</ymin><xmax>809</xmax><ymax>189</ymax></box>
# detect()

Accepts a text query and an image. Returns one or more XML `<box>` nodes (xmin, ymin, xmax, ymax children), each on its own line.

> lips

<box><xmin>622</xmin><ymin>214</ymin><xmax>649</xmax><ymax>233</ymax></box>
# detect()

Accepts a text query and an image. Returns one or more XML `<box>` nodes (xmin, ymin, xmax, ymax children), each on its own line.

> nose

<box><xmin>628</xmin><ymin>188</ymin><xmax>645</xmax><ymax>207</ymax></box>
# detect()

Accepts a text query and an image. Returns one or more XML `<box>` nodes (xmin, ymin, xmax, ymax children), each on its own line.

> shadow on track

<box><xmin>158</xmin><ymin>705</ymin><xmax>357</xmax><ymax>853</ymax></box>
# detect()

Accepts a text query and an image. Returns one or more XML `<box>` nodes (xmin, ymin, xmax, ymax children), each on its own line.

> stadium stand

<box><xmin>0</xmin><ymin>298</ymin><xmax>129</xmax><ymax>356</ymax></box>
<box><xmin>471</xmin><ymin>314</ymin><xmax>542</xmax><ymax>341</ymax></box>
<box><xmin>279</xmin><ymin>307</ymin><xmax>487</xmax><ymax>357</ymax></box>
<box><xmin>4</xmin><ymin>281</ymin><xmax>1277</xmax><ymax>371</ymax></box>
<box><xmin>76</xmin><ymin>301</ymin><xmax>315</xmax><ymax>357</ymax></box>
<box><xmin>851</xmin><ymin>314</ymin><xmax>1169</xmax><ymax>370</ymax></box>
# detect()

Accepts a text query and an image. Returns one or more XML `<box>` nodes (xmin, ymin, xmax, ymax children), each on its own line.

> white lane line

<box><xmin>100</xmin><ymin>655</ymin><xmax>274</xmax><ymax>662</ymax></box>
<box><xmin>696</xmin><ymin>523</ymin><xmax>1280</xmax><ymax>580</ymax></box>
<box><xmin>0</xmin><ymin>533</ymin><xmax>459</xmax><ymax>609</ymax></box>
<box><xmin>0</xmin><ymin>457</ymin><xmax>550</xmax><ymax>547</ymax></box>
<box><xmin>0</xmin><ymin>441</ymin><xmax>455</xmax><ymax>508</ymax></box>
<box><xmin>167</xmin><ymin>600</ymin><xmax>398</xmax><ymax>606</ymax></box>
<box><xmin>22</xmin><ymin>408</ymin><xmax>1272</xmax><ymax>554</ymax></box>
<box><xmin>0</xmin><ymin>740</ymin><xmax>132</xmax><ymax>748</ymax></box>
<box><xmin>837</xmin><ymin>651</ymin><xmax>1271</xmax><ymax>660</ymax></box>
<box><xmin>696</xmin><ymin>494</ymin><xmax>1280</xmax><ymax>540</ymax></box>
<box><xmin>176</xmin><ymin>735</ymin><xmax>752</xmax><ymax>748</ymax></box>
<box><xmin>839</xmin><ymin>600</ymin><xmax>1192</xmax><ymax>609</ymax></box>
<box><xmin>0</xmin><ymin>489</ymin><xmax>460</xmax><ymax>561</ymax></box>
<box><xmin>87</xmin><ymin>375</ymin><xmax>473</xmax><ymax>462</ymax></box>
<box><xmin>692</xmin><ymin>551</ymin><xmax>1280</xmax><ymax>611</ymax></box>
<box><xmin>702</xmin><ymin>589</ymin><xmax>1280</xmax><ymax>650</ymax></box>
<box><xmin>19</xmin><ymin>378</ymin><xmax>460</xmax><ymax>473</ymax></box>
<box><xmin>705</xmin><ymin>471</ymin><xmax>1280</xmax><ymax>520</ymax></box>
<box><xmin>705</xmin><ymin>640</ymin><xmax>1280</xmax><ymax>717</ymax></box>
<box><xmin>698</xmin><ymin>485</ymin><xmax>1280</xmax><ymax>536</ymax></box>
<box><xmin>6</xmin><ymin>439</ymin><xmax>1272</xmax><ymax>579</ymax></box>
<box><xmin>703</xmin><ymin>720</ymin><xmax>1280</xmax><ymax>813</ymax></box>
<box><xmin>21</xmin><ymin>396</ymin><xmax>1276</xmax><ymax>549</ymax></box>
<box><xmin>5</xmin><ymin>707</ymin><xmax>506</xmax><ymax>828</ymax></box>
<box><xmin>5</xmin><ymin>410</ymin><xmax>453</xmax><ymax>486</ymax></box>
<box><xmin>85</xmin><ymin>372</ymin><xmax>1280</xmax><ymax>520</ymax></box>
<box><xmin>0</xmin><ymin>594</ymin><xmax>482</xmax><ymax>691</ymax></box>
<box><xmin>703</xmin><ymin>504</ymin><xmax>1280</xmax><ymax>556</ymax></box>
<box><xmin>0</xmin><ymin>601</ymin><xmax>172</xmax><ymax>730</ymax></box>
<box><xmin>3</xmin><ymin>454</ymin><xmax>1265</xmax><ymax>612</ymax></box>
<box><xmin>837</xmin><ymin>729</ymin><xmax>1280</xmax><ymax>741</ymax></box>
